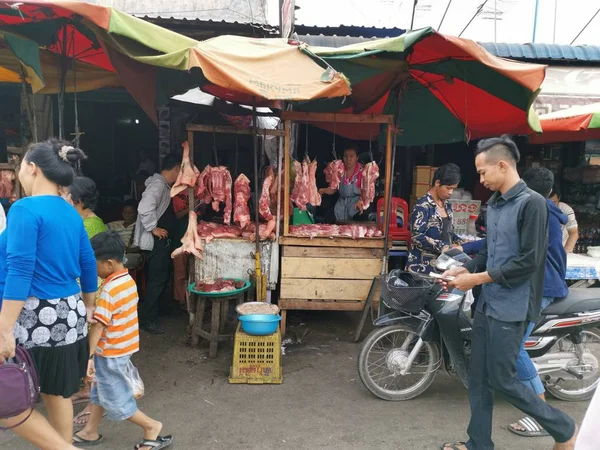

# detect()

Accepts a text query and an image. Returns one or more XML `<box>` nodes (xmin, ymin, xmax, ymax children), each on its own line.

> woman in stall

<box><xmin>407</xmin><ymin>163</ymin><xmax>463</xmax><ymax>274</ymax></box>
<box><xmin>318</xmin><ymin>145</ymin><xmax>368</xmax><ymax>223</ymax></box>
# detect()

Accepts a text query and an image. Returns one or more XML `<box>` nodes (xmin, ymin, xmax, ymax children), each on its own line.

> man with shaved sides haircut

<box><xmin>440</xmin><ymin>135</ymin><xmax>577</xmax><ymax>450</ymax></box>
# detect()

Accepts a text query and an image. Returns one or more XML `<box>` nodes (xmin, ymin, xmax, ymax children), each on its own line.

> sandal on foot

<box><xmin>73</xmin><ymin>433</ymin><xmax>104</xmax><ymax>447</ymax></box>
<box><xmin>73</xmin><ymin>411</ymin><xmax>106</xmax><ymax>427</ymax></box>
<box><xmin>440</xmin><ymin>442</ymin><xmax>467</xmax><ymax>450</ymax></box>
<box><xmin>508</xmin><ymin>417</ymin><xmax>550</xmax><ymax>437</ymax></box>
<box><xmin>134</xmin><ymin>435</ymin><xmax>174</xmax><ymax>450</ymax></box>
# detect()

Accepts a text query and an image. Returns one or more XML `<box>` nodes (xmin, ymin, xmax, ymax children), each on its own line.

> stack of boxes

<box><xmin>410</xmin><ymin>166</ymin><xmax>438</xmax><ymax>211</ymax></box>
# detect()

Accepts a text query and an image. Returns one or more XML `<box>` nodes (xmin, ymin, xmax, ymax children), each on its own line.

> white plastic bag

<box><xmin>125</xmin><ymin>361</ymin><xmax>145</xmax><ymax>400</ymax></box>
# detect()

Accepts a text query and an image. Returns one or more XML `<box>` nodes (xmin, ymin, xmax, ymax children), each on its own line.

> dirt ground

<box><xmin>2</xmin><ymin>311</ymin><xmax>592</xmax><ymax>450</ymax></box>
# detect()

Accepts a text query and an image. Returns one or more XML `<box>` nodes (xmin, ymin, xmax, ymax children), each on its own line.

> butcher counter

<box><xmin>194</xmin><ymin>238</ymin><xmax>279</xmax><ymax>290</ymax></box>
<box><xmin>278</xmin><ymin>236</ymin><xmax>384</xmax><ymax>335</ymax></box>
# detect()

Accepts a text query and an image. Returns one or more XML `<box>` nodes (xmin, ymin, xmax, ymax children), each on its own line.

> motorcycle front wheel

<box><xmin>545</xmin><ymin>329</ymin><xmax>600</xmax><ymax>402</ymax></box>
<box><xmin>357</xmin><ymin>324</ymin><xmax>440</xmax><ymax>401</ymax></box>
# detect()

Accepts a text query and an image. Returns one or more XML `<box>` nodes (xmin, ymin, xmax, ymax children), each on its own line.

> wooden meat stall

<box><xmin>185</xmin><ymin>124</ymin><xmax>284</xmax><ymax>300</ymax></box>
<box><xmin>279</xmin><ymin>112</ymin><xmax>394</xmax><ymax>335</ymax></box>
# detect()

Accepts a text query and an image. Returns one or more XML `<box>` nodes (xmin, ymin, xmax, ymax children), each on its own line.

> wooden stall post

<box><xmin>283</xmin><ymin>120</ymin><xmax>292</xmax><ymax>236</ymax></box>
<box><xmin>186</xmin><ymin>130</ymin><xmax>197</xmax><ymax>333</ymax></box>
<box><xmin>383</xmin><ymin>124</ymin><xmax>393</xmax><ymax>241</ymax></box>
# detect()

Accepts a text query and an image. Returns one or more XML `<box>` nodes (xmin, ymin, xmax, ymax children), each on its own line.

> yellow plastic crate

<box><xmin>228</xmin><ymin>323</ymin><xmax>282</xmax><ymax>384</ymax></box>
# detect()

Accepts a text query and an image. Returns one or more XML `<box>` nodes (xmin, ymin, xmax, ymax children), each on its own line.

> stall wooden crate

<box><xmin>279</xmin><ymin>236</ymin><xmax>384</xmax><ymax>335</ymax></box>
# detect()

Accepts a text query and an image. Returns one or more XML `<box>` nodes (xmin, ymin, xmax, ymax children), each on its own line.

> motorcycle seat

<box><xmin>542</xmin><ymin>289</ymin><xmax>600</xmax><ymax>315</ymax></box>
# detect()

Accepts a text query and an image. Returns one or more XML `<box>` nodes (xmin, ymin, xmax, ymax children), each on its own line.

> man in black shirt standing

<box><xmin>440</xmin><ymin>136</ymin><xmax>576</xmax><ymax>450</ymax></box>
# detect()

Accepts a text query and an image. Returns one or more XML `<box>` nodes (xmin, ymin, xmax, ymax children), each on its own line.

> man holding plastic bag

<box><xmin>73</xmin><ymin>231</ymin><xmax>173</xmax><ymax>449</ymax></box>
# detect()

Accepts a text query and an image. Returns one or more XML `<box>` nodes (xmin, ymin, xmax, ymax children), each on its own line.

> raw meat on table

<box><xmin>243</xmin><ymin>221</ymin><xmax>276</xmax><ymax>242</ymax></box>
<box><xmin>171</xmin><ymin>141</ymin><xmax>200</xmax><ymax>197</ymax></box>
<box><xmin>195</xmin><ymin>165</ymin><xmax>233</xmax><ymax>224</ymax></box>
<box><xmin>233</xmin><ymin>174</ymin><xmax>251</xmax><ymax>229</ymax></box>
<box><xmin>196</xmin><ymin>220</ymin><xmax>242</xmax><ymax>243</ymax></box>
<box><xmin>289</xmin><ymin>223</ymin><xmax>382</xmax><ymax>240</ymax></box>
<box><xmin>171</xmin><ymin>211</ymin><xmax>203</xmax><ymax>259</ymax></box>
<box><xmin>323</xmin><ymin>160</ymin><xmax>344</xmax><ymax>190</ymax></box>
<box><xmin>359</xmin><ymin>161</ymin><xmax>379</xmax><ymax>211</ymax></box>
<box><xmin>194</xmin><ymin>278</ymin><xmax>244</xmax><ymax>293</ymax></box>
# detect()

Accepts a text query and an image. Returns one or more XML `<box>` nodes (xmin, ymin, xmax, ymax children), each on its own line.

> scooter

<box><xmin>357</xmin><ymin>250</ymin><xmax>600</xmax><ymax>401</ymax></box>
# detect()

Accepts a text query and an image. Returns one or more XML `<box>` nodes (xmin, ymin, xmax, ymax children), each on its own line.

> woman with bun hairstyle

<box><xmin>0</xmin><ymin>139</ymin><xmax>97</xmax><ymax>449</ymax></box>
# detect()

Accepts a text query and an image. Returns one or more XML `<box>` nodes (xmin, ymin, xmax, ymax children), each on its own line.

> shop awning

<box><xmin>531</xmin><ymin>102</ymin><xmax>600</xmax><ymax>144</ymax></box>
<box><xmin>0</xmin><ymin>1</ymin><xmax>351</xmax><ymax>121</ymax></box>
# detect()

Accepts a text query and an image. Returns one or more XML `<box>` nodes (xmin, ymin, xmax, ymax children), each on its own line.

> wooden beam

<box><xmin>279</xmin><ymin>299</ymin><xmax>366</xmax><ymax>312</ymax></box>
<box><xmin>283</xmin><ymin>120</ymin><xmax>291</xmax><ymax>236</ymax></box>
<box><xmin>383</xmin><ymin>124</ymin><xmax>393</xmax><ymax>236</ymax></box>
<box><xmin>279</xmin><ymin>236</ymin><xmax>385</xmax><ymax>248</ymax></box>
<box><xmin>186</xmin><ymin>124</ymin><xmax>284</xmax><ymax>136</ymax></box>
<box><xmin>281</xmin><ymin>112</ymin><xmax>394</xmax><ymax>124</ymax></box>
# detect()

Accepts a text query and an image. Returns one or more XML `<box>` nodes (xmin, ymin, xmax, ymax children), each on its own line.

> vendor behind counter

<box><xmin>318</xmin><ymin>145</ymin><xmax>370</xmax><ymax>223</ymax></box>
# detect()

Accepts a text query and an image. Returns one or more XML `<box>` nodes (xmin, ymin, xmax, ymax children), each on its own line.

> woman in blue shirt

<box><xmin>0</xmin><ymin>139</ymin><xmax>97</xmax><ymax>449</ymax></box>
<box><xmin>407</xmin><ymin>163</ymin><xmax>463</xmax><ymax>274</ymax></box>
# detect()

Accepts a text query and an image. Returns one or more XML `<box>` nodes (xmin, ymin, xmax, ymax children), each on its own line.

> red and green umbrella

<box><xmin>531</xmin><ymin>103</ymin><xmax>600</xmax><ymax>144</ymax></box>
<box><xmin>298</xmin><ymin>27</ymin><xmax>546</xmax><ymax>145</ymax></box>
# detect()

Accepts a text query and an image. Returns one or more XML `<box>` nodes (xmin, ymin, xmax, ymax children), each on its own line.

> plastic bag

<box><xmin>125</xmin><ymin>361</ymin><xmax>145</xmax><ymax>400</ymax></box>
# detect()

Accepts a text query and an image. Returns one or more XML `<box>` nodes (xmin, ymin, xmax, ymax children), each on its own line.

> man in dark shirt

<box><xmin>440</xmin><ymin>136</ymin><xmax>576</xmax><ymax>450</ymax></box>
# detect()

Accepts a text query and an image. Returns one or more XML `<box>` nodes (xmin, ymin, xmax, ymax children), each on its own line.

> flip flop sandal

<box><xmin>71</xmin><ymin>396</ymin><xmax>90</xmax><ymax>406</ymax></box>
<box><xmin>440</xmin><ymin>442</ymin><xmax>467</xmax><ymax>450</ymax></box>
<box><xmin>134</xmin><ymin>435</ymin><xmax>174</xmax><ymax>450</ymax></box>
<box><xmin>73</xmin><ymin>433</ymin><xmax>104</xmax><ymax>447</ymax></box>
<box><xmin>73</xmin><ymin>411</ymin><xmax>107</xmax><ymax>428</ymax></box>
<box><xmin>508</xmin><ymin>417</ymin><xmax>550</xmax><ymax>437</ymax></box>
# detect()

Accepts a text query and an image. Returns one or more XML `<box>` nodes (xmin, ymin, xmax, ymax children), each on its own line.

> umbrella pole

<box><xmin>381</xmin><ymin>126</ymin><xmax>397</xmax><ymax>276</ymax></box>
<box><xmin>252</xmin><ymin>102</ymin><xmax>263</xmax><ymax>302</ymax></box>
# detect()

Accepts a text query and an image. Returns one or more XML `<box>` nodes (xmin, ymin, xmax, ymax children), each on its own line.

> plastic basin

<box><xmin>238</xmin><ymin>314</ymin><xmax>281</xmax><ymax>336</ymax></box>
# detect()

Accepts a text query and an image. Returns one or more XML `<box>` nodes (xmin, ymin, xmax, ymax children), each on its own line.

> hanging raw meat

<box><xmin>259</xmin><ymin>170</ymin><xmax>275</xmax><ymax>221</ymax></box>
<box><xmin>307</xmin><ymin>158</ymin><xmax>322</xmax><ymax>206</ymax></box>
<box><xmin>171</xmin><ymin>211</ymin><xmax>203</xmax><ymax>259</ymax></box>
<box><xmin>359</xmin><ymin>162</ymin><xmax>380</xmax><ymax>211</ymax></box>
<box><xmin>194</xmin><ymin>165</ymin><xmax>233</xmax><ymax>224</ymax></box>
<box><xmin>233</xmin><ymin>174</ymin><xmax>251</xmax><ymax>229</ymax></box>
<box><xmin>291</xmin><ymin>157</ymin><xmax>320</xmax><ymax>211</ymax></box>
<box><xmin>171</xmin><ymin>141</ymin><xmax>200</xmax><ymax>197</ymax></box>
<box><xmin>323</xmin><ymin>160</ymin><xmax>344</xmax><ymax>190</ymax></box>
<box><xmin>0</xmin><ymin>170</ymin><xmax>14</xmax><ymax>198</ymax></box>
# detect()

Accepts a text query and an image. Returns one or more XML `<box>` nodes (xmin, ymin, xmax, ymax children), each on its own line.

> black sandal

<box><xmin>508</xmin><ymin>416</ymin><xmax>549</xmax><ymax>437</ymax></box>
<box><xmin>134</xmin><ymin>435</ymin><xmax>174</xmax><ymax>450</ymax></box>
<box><xmin>440</xmin><ymin>442</ymin><xmax>468</xmax><ymax>450</ymax></box>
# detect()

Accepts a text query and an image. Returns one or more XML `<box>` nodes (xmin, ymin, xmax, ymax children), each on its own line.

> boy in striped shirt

<box><xmin>73</xmin><ymin>231</ymin><xmax>173</xmax><ymax>450</ymax></box>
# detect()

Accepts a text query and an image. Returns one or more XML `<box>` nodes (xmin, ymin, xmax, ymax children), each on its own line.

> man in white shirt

<box><xmin>550</xmin><ymin>187</ymin><xmax>579</xmax><ymax>253</ymax></box>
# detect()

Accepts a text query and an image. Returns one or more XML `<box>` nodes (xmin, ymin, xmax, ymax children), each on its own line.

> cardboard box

<box><xmin>412</xmin><ymin>182</ymin><xmax>430</xmax><ymax>198</ymax></box>
<box><xmin>413</xmin><ymin>166</ymin><xmax>438</xmax><ymax>184</ymax></box>
<box><xmin>409</xmin><ymin>195</ymin><xmax>419</xmax><ymax>212</ymax></box>
<box><xmin>413</xmin><ymin>166</ymin><xmax>432</xmax><ymax>183</ymax></box>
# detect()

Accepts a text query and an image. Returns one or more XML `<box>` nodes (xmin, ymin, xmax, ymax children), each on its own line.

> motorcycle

<box><xmin>357</xmin><ymin>250</ymin><xmax>600</xmax><ymax>401</ymax></box>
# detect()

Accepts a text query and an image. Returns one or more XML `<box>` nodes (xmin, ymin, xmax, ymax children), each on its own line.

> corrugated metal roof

<box><xmin>294</xmin><ymin>24</ymin><xmax>405</xmax><ymax>39</ymax></box>
<box><xmin>137</xmin><ymin>16</ymin><xmax>278</xmax><ymax>36</ymax></box>
<box><xmin>294</xmin><ymin>34</ymin><xmax>381</xmax><ymax>47</ymax></box>
<box><xmin>479</xmin><ymin>42</ymin><xmax>600</xmax><ymax>62</ymax></box>
<box><xmin>296</xmin><ymin>33</ymin><xmax>600</xmax><ymax>62</ymax></box>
